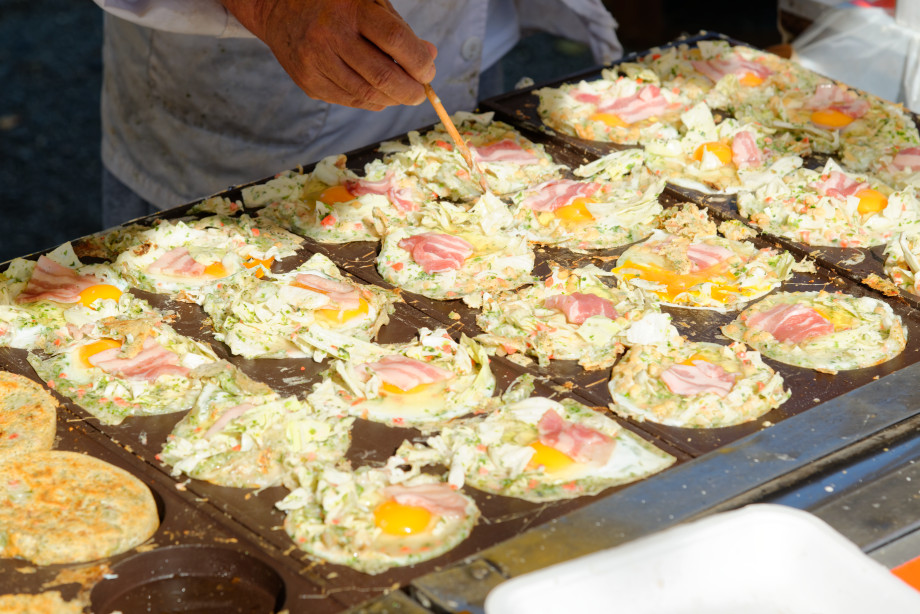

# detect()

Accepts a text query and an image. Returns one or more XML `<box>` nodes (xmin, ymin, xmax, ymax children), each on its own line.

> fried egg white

<box><xmin>27</xmin><ymin>319</ymin><xmax>219</xmax><ymax>425</ymax></box>
<box><xmin>476</xmin><ymin>265</ymin><xmax>670</xmax><ymax>370</ymax></box>
<box><xmin>737</xmin><ymin>158</ymin><xmax>920</xmax><ymax>248</ymax></box>
<box><xmin>114</xmin><ymin>215</ymin><xmax>302</xmax><ymax>303</ymax></box>
<box><xmin>612</xmin><ymin>228</ymin><xmax>797</xmax><ymax>310</ymax></box>
<box><xmin>202</xmin><ymin>252</ymin><xmax>398</xmax><ymax>360</ymax></box>
<box><xmin>394</xmin><ymin>391</ymin><xmax>675</xmax><ymax>503</ymax></box>
<box><xmin>377</xmin><ymin>193</ymin><xmax>536</xmax><ymax>307</ymax></box>
<box><xmin>608</xmin><ymin>339</ymin><xmax>790</xmax><ymax>428</ymax></box>
<box><xmin>306</xmin><ymin>328</ymin><xmax>495</xmax><ymax>431</ymax></box>
<box><xmin>721</xmin><ymin>291</ymin><xmax>907</xmax><ymax>373</ymax></box>
<box><xmin>277</xmin><ymin>465</ymin><xmax>479</xmax><ymax>575</ymax></box>
<box><xmin>252</xmin><ymin>155</ymin><xmax>433</xmax><ymax>244</ymax></box>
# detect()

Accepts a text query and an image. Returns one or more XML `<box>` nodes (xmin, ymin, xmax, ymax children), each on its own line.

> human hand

<box><xmin>223</xmin><ymin>0</ymin><xmax>437</xmax><ymax>110</ymax></box>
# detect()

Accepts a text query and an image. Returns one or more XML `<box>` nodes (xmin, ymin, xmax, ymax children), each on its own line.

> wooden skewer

<box><xmin>424</xmin><ymin>83</ymin><xmax>490</xmax><ymax>193</ymax></box>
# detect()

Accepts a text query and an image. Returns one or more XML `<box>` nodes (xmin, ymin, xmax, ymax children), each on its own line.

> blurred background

<box><xmin>0</xmin><ymin>0</ymin><xmax>783</xmax><ymax>263</ymax></box>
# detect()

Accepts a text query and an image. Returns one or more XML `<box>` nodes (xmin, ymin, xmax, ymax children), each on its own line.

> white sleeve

<box><xmin>92</xmin><ymin>0</ymin><xmax>255</xmax><ymax>38</ymax></box>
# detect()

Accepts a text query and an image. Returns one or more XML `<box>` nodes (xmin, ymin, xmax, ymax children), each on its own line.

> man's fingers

<box><xmin>312</xmin><ymin>51</ymin><xmax>403</xmax><ymax>109</ymax></box>
<box><xmin>359</xmin><ymin>3</ymin><xmax>437</xmax><ymax>85</ymax></box>
<box><xmin>341</xmin><ymin>37</ymin><xmax>427</xmax><ymax>105</ymax></box>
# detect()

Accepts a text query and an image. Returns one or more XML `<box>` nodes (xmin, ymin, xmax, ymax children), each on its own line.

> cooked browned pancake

<box><xmin>0</xmin><ymin>591</ymin><xmax>84</xmax><ymax>614</ymax></box>
<box><xmin>0</xmin><ymin>451</ymin><xmax>159</xmax><ymax>565</ymax></box>
<box><xmin>0</xmin><ymin>371</ymin><xmax>57</xmax><ymax>459</ymax></box>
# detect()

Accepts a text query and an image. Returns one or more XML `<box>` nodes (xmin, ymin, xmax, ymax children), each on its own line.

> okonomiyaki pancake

<box><xmin>0</xmin><ymin>371</ymin><xmax>57</xmax><ymax>459</ymax></box>
<box><xmin>508</xmin><ymin>148</ymin><xmax>665</xmax><ymax>252</ymax></box>
<box><xmin>0</xmin><ymin>451</ymin><xmax>158</xmax><ymax>565</ymax></box>
<box><xmin>883</xmin><ymin>232</ymin><xmax>920</xmax><ymax>296</ymax></box>
<box><xmin>251</xmin><ymin>154</ymin><xmax>433</xmax><ymax>243</ymax></box>
<box><xmin>278</xmin><ymin>465</ymin><xmax>479</xmax><ymax>575</ymax></box>
<box><xmin>721</xmin><ymin>291</ymin><xmax>907</xmax><ymax>372</ymax></box>
<box><xmin>395</xmin><ymin>392</ymin><xmax>676</xmax><ymax>503</ymax></box>
<box><xmin>608</xmin><ymin>340</ymin><xmax>790</xmax><ymax>428</ymax></box>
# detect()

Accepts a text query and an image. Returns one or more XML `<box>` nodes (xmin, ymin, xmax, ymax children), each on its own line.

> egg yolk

<box><xmin>77</xmin><ymin>284</ymin><xmax>123</xmax><ymax>308</ymax></box>
<box><xmin>77</xmin><ymin>339</ymin><xmax>122</xmax><ymax>369</ymax></box>
<box><xmin>554</xmin><ymin>197</ymin><xmax>595</xmax><ymax>222</ymax></box>
<box><xmin>203</xmin><ymin>262</ymin><xmax>228</xmax><ymax>278</ymax></box>
<box><xmin>813</xmin><ymin>306</ymin><xmax>855</xmax><ymax>331</ymax></box>
<box><xmin>244</xmin><ymin>256</ymin><xmax>274</xmax><ymax>279</ymax></box>
<box><xmin>317</xmin><ymin>185</ymin><xmax>356</xmax><ymax>205</ymax></box>
<box><xmin>855</xmin><ymin>188</ymin><xmax>888</xmax><ymax>216</ymax></box>
<box><xmin>693</xmin><ymin>141</ymin><xmax>733</xmax><ymax>166</ymax></box>
<box><xmin>810</xmin><ymin>109</ymin><xmax>854</xmax><ymax>129</ymax></box>
<box><xmin>614</xmin><ymin>260</ymin><xmax>739</xmax><ymax>304</ymax></box>
<box><xmin>738</xmin><ymin>72</ymin><xmax>765</xmax><ymax>87</ymax></box>
<box><xmin>374</xmin><ymin>500</ymin><xmax>433</xmax><ymax>536</ymax></box>
<box><xmin>589</xmin><ymin>112</ymin><xmax>627</xmax><ymax>128</ymax></box>
<box><xmin>379</xmin><ymin>381</ymin><xmax>432</xmax><ymax>396</ymax></box>
<box><xmin>527</xmin><ymin>441</ymin><xmax>575</xmax><ymax>473</ymax></box>
<box><xmin>314</xmin><ymin>298</ymin><xmax>370</xmax><ymax>326</ymax></box>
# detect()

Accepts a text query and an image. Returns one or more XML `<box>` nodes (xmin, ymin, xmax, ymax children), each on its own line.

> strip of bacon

<box><xmin>686</xmin><ymin>243</ymin><xmax>734</xmax><ymax>272</ymax></box>
<box><xmin>345</xmin><ymin>173</ymin><xmax>420</xmax><ymax>213</ymax></box>
<box><xmin>746</xmin><ymin>302</ymin><xmax>834</xmax><ymax>343</ymax></box>
<box><xmin>472</xmin><ymin>139</ymin><xmax>541</xmax><ymax>164</ymax></box>
<box><xmin>203</xmin><ymin>402</ymin><xmax>254</xmax><ymax>439</ymax></box>
<box><xmin>381</xmin><ymin>483</ymin><xmax>469</xmax><ymax>517</ymax></box>
<box><xmin>572</xmin><ymin>90</ymin><xmax>601</xmax><ymax>105</ymax></box>
<box><xmin>804</xmin><ymin>83</ymin><xmax>869</xmax><ymax>118</ymax></box>
<box><xmin>811</xmin><ymin>171</ymin><xmax>869</xmax><ymax>200</ymax></box>
<box><xmin>892</xmin><ymin>147</ymin><xmax>920</xmax><ymax>171</ymax></box>
<box><xmin>537</xmin><ymin>408</ymin><xmax>615</xmax><ymax>466</ymax></box>
<box><xmin>661</xmin><ymin>360</ymin><xmax>736</xmax><ymax>398</ymax></box>
<box><xmin>358</xmin><ymin>355</ymin><xmax>453</xmax><ymax>391</ymax></box>
<box><xmin>543</xmin><ymin>292</ymin><xmax>617</xmax><ymax>325</ymax></box>
<box><xmin>293</xmin><ymin>273</ymin><xmax>361</xmax><ymax>311</ymax></box>
<box><xmin>521</xmin><ymin>180</ymin><xmax>601</xmax><ymax>212</ymax></box>
<box><xmin>89</xmin><ymin>336</ymin><xmax>190</xmax><ymax>381</ymax></box>
<box><xmin>16</xmin><ymin>256</ymin><xmax>100</xmax><ymax>304</ymax></box>
<box><xmin>596</xmin><ymin>84</ymin><xmax>668</xmax><ymax>124</ymax></box>
<box><xmin>148</xmin><ymin>247</ymin><xmax>206</xmax><ymax>277</ymax></box>
<box><xmin>691</xmin><ymin>56</ymin><xmax>773</xmax><ymax>83</ymax></box>
<box><xmin>398</xmin><ymin>232</ymin><xmax>474</xmax><ymax>274</ymax></box>
<box><xmin>731</xmin><ymin>131</ymin><xmax>763</xmax><ymax>169</ymax></box>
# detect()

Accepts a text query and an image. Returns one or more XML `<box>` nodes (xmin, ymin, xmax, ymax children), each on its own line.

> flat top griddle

<box><xmin>4</xmin><ymin>31</ymin><xmax>920</xmax><ymax>614</ymax></box>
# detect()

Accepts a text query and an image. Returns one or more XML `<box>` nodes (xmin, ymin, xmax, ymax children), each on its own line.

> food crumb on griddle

<box><xmin>863</xmin><ymin>273</ymin><xmax>900</xmax><ymax>296</ymax></box>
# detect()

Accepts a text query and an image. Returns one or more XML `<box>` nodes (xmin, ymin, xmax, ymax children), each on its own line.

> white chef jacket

<box><xmin>96</xmin><ymin>0</ymin><xmax>621</xmax><ymax>209</ymax></box>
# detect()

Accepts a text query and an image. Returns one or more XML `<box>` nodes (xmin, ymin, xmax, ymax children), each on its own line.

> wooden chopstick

<box><xmin>424</xmin><ymin>83</ymin><xmax>490</xmax><ymax>193</ymax></box>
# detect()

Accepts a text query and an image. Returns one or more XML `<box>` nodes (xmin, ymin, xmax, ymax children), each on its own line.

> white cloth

<box><xmin>97</xmin><ymin>0</ymin><xmax>621</xmax><ymax>209</ymax></box>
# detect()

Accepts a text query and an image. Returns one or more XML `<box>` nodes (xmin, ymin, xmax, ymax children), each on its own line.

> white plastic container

<box><xmin>484</xmin><ymin>504</ymin><xmax>920</xmax><ymax>614</ymax></box>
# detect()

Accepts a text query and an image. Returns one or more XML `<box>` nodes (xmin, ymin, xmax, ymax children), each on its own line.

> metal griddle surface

<box><xmin>4</xmin><ymin>31</ymin><xmax>920</xmax><ymax>613</ymax></box>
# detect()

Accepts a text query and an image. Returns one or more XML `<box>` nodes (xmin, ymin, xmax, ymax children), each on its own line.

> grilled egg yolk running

<box><xmin>527</xmin><ymin>441</ymin><xmax>575</xmax><ymax>472</ymax></box>
<box><xmin>693</xmin><ymin>141</ymin><xmax>733</xmax><ymax>166</ymax></box>
<box><xmin>810</xmin><ymin>109</ymin><xmax>854</xmax><ymax>130</ymax></box>
<box><xmin>854</xmin><ymin>188</ymin><xmax>888</xmax><ymax>217</ymax></box>
<box><xmin>290</xmin><ymin>279</ymin><xmax>370</xmax><ymax>327</ymax></box>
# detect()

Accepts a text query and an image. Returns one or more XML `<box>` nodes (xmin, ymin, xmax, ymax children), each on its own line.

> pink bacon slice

<box><xmin>293</xmin><ymin>273</ymin><xmax>361</xmax><ymax>311</ymax></box>
<box><xmin>661</xmin><ymin>360</ymin><xmax>736</xmax><ymax>398</ymax></box>
<box><xmin>358</xmin><ymin>355</ymin><xmax>453</xmax><ymax>392</ymax></box>
<box><xmin>381</xmin><ymin>483</ymin><xmax>469</xmax><ymax>517</ymax></box>
<box><xmin>472</xmin><ymin>139</ymin><xmax>541</xmax><ymax>164</ymax></box>
<box><xmin>596</xmin><ymin>84</ymin><xmax>668</xmax><ymax>124</ymax></box>
<box><xmin>804</xmin><ymin>83</ymin><xmax>869</xmax><ymax>118</ymax></box>
<box><xmin>691</xmin><ymin>56</ymin><xmax>773</xmax><ymax>84</ymax></box>
<box><xmin>811</xmin><ymin>171</ymin><xmax>868</xmax><ymax>200</ymax></box>
<box><xmin>543</xmin><ymin>292</ymin><xmax>617</xmax><ymax>325</ymax></box>
<box><xmin>88</xmin><ymin>336</ymin><xmax>190</xmax><ymax>381</ymax></box>
<box><xmin>345</xmin><ymin>172</ymin><xmax>420</xmax><ymax>213</ymax></box>
<box><xmin>398</xmin><ymin>232</ymin><xmax>474</xmax><ymax>274</ymax></box>
<box><xmin>537</xmin><ymin>408</ymin><xmax>615</xmax><ymax>466</ymax></box>
<box><xmin>203</xmin><ymin>402</ymin><xmax>255</xmax><ymax>439</ymax></box>
<box><xmin>686</xmin><ymin>243</ymin><xmax>734</xmax><ymax>272</ymax></box>
<box><xmin>892</xmin><ymin>147</ymin><xmax>920</xmax><ymax>171</ymax></box>
<box><xmin>746</xmin><ymin>302</ymin><xmax>834</xmax><ymax>343</ymax></box>
<box><xmin>148</xmin><ymin>247</ymin><xmax>207</xmax><ymax>277</ymax></box>
<box><xmin>16</xmin><ymin>256</ymin><xmax>101</xmax><ymax>304</ymax></box>
<box><xmin>521</xmin><ymin>180</ymin><xmax>602</xmax><ymax>212</ymax></box>
<box><xmin>731</xmin><ymin>131</ymin><xmax>763</xmax><ymax>169</ymax></box>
